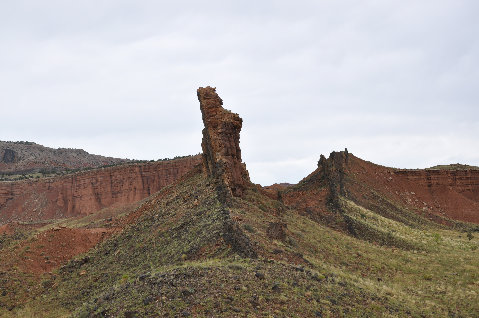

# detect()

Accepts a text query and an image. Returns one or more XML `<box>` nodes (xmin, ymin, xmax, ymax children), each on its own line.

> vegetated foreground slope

<box><xmin>4</xmin><ymin>158</ymin><xmax>478</xmax><ymax>317</ymax></box>
<box><xmin>0</xmin><ymin>141</ymin><xmax>130</xmax><ymax>176</ymax></box>
<box><xmin>0</xmin><ymin>87</ymin><xmax>478</xmax><ymax>317</ymax></box>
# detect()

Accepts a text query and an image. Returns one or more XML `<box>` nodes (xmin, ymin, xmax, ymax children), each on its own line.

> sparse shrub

<box><xmin>286</xmin><ymin>237</ymin><xmax>298</xmax><ymax>247</ymax></box>
<box><xmin>243</xmin><ymin>224</ymin><xmax>256</xmax><ymax>233</ymax></box>
<box><xmin>467</xmin><ymin>231</ymin><xmax>473</xmax><ymax>241</ymax></box>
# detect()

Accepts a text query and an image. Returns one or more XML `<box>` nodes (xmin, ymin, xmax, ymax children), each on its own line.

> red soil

<box><xmin>2</xmin><ymin>227</ymin><xmax>113</xmax><ymax>275</ymax></box>
<box><xmin>0</xmin><ymin>222</ymin><xmax>46</xmax><ymax>235</ymax></box>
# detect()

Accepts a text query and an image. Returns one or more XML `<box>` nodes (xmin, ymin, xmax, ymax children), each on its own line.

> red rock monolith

<box><xmin>198</xmin><ymin>86</ymin><xmax>250</xmax><ymax>197</ymax></box>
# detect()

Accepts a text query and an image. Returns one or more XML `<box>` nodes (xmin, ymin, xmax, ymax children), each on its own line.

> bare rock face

<box><xmin>0</xmin><ymin>156</ymin><xmax>202</xmax><ymax>223</ymax></box>
<box><xmin>318</xmin><ymin>149</ymin><xmax>349</xmax><ymax>210</ymax></box>
<box><xmin>198</xmin><ymin>86</ymin><xmax>250</xmax><ymax>197</ymax></box>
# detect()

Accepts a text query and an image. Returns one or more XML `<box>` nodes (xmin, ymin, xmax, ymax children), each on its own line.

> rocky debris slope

<box><xmin>0</xmin><ymin>141</ymin><xmax>129</xmax><ymax>175</ymax></box>
<box><xmin>198</xmin><ymin>86</ymin><xmax>250</xmax><ymax>197</ymax></box>
<box><xmin>0</xmin><ymin>156</ymin><xmax>201</xmax><ymax>223</ymax></box>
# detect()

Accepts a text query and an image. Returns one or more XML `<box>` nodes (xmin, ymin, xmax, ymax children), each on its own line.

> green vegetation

<box><xmin>1</xmin><ymin>169</ymin><xmax>478</xmax><ymax>317</ymax></box>
<box><xmin>428</xmin><ymin>163</ymin><xmax>479</xmax><ymax>170</ymax></box>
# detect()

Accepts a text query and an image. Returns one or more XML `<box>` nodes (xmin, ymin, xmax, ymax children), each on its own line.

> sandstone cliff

<box><xmin>387</xmin><ymin>168</ymin><xmax>479</xmax><ymax>223</ymax></box>
<box><xmin>0</xmin><ymin>156</ymin><xmax>201</xmax><ymax>223</ymax></box>
<box><xmin>197</xmin><ymin>86</ymin><xmax>250</xmax><ymax>197</ymax></box>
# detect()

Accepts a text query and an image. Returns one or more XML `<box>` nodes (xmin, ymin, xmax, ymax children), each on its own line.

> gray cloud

<box><xmin>1</xmin><ymin>0</ymin><xmax>478</xmax><ymax>185</ymax></box>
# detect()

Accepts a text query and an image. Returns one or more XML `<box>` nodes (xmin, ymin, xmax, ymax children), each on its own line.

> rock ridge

<box><xmin>318</xmin><ymin>149</ymin><xmax>349</xmax><ymax>210</ymax></box>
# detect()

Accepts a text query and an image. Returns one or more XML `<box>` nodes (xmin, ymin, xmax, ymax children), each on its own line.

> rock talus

<box><xmin>198</xmin><ymin>86</ymin><xmax>250</xmax><ymax>197</ymax></box>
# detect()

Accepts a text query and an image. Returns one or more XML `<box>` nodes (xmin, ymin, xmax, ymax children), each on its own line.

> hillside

<box><xmin>0</xmin><ymin>141</ymin><xmax>130</xmax><ymax>177</ymax></box>
<box><xmin>0</xmin><ymin>87</ymin><xmax>478</xmax><ymax>317</ymax></box>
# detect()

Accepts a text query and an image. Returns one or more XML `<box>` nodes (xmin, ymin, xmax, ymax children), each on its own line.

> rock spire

<box><xmin>197</xmin><ymin>86</ymin><xmax>250</xmax><ymax>197</ymax></box>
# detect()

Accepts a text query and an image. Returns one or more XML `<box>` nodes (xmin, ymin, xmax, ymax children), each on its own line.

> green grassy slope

<box><xmin>1</xmin><ymin>167</ymin><xmax>478</xmax><ymax>317</ymax></box>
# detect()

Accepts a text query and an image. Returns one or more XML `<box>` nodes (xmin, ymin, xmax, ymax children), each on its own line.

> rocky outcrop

<box><xmin>318</xmin><ymin>149</ymin><xmax>349</xmax><ymax>209</ymax></box>
<box><xmin>197</xmin><ymin>86</ymin><xmax>250</xmax><ymax>197</ymax></box>
<box><xmin>2</xmin><ymin>149</ymin><xmax>17</xmax><ymax>164</ymax></box>
<box><xmin>0</xmin><ymin>156</ymin><xmax>201</xmax><ymax>223</ymax></box>
<box><xmin>266</xmin><ymin>222</ymin><xmax>288</xmax><ymax>240</ymax></box>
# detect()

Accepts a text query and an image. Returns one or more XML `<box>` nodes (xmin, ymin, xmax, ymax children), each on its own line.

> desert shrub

<box><xmin>243</xmin><ymin>224</ymin><xmax>256</xmax><ymax>233</ymax></box>
<box><xmin>467</xmin><ymin>231</ymin><xmax>473</xmax><ymax>241</ymax></box>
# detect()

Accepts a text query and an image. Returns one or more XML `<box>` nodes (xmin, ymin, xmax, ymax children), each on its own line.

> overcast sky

<box><xmin>1</xmin><ymin>1</ymin><xmax>478</xmax><ymax>185</ymax></box>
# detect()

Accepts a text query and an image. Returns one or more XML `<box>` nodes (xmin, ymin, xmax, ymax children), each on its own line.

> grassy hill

<box><xmin>1</xmin><ymin>162</ymin><xmax>478</xmax><ymax>317</ymax></box>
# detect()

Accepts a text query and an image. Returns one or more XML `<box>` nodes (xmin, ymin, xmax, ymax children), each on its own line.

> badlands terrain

<box><xmin>0</xmin><ymin>87</ymin><xmax>478</xmax><ymax>317</ymax></box>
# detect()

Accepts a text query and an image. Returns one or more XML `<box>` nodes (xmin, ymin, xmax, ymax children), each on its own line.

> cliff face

<box><xmin>197</xmin><ymin>86</ymin><xmax>250</xmax><ymax>197</ymax></box>
<box><xmin>389</xmin><ymin>169</ymin><xmax>479</xmax><ymax>223</ymax></box>
<box><xmin>340</xmin><ymin>154</ymin><xmax>479</xmax><ymax>224</ymax></box>
<box><xmin>393</xmin><ymin>169</ymin><xmax>479</xmax><ymax>197</ymax></box>
<box><xmin>0</xmin><ymin>156</ymin><xmax>201</xmax><ymax>223</ymax></box>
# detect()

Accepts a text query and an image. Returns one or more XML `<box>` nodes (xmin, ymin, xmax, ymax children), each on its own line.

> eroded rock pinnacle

<box><xmin>197</xmin><ymin>86</ymin><xmax>250</xmax><ymax>197</ymax></box>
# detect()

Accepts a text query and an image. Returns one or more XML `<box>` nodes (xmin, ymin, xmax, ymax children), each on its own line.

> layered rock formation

<box><xmin>0</xmin><ymin>156</ymin><xmax>201</xmax><ymax>223</ymax></box>
<box><xmin>283</xmin><ymin>151</ymin><xmax>479</xmax><ymax>225</ymax></box>
<box><xmin>335</xmin><ymin>153</ymin><xmax>479</xmax><ymax>224</ymax></box>
<box><xmin>389</xmin><ymin>168</ymin><xmax>479</xmax><ymax>223</ymax></box>
<box><xmin>198</xmin><ymin>86</ymin><xmax>250</xmax><ymax>197</ymax></box>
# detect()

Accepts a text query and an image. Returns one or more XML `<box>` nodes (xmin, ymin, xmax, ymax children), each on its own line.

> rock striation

<box><xmin>198</xmin><ymin>86</ymin><xmax>250</xmax><ymax>197</ymax></box>
<box><xmin>0</xmin><ymin>156</ymin><xmax>201</xmax><ymax>223</ymax></box>
<box><xmin>390</xmin><ymin>168</ymin><xmax>479</xmax><ymax>223</ymax></box>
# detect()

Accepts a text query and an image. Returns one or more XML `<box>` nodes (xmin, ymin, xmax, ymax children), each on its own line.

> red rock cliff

<box><xmin>198</xmin><ymin>86</ymin><xmax>250</xmax><ymax>197</ymax></box>
<box><xmin>346</xmin><ymin>155</ymin><xmax>479</xmax><ymax>224</ymax></box>
<box><xmin>283</xmin><ymin>152</ymin><xmax>479</xmax><ymax>225</ymax></box>
<box><xmin>391</xmin><ymin>169</ymin><xmax>479</xmax><ymax>223</ymax></box>
<box><xmin>0</xmin><ymin>156</ymin><xmax>201</xmax><ymax>223</ymax></box>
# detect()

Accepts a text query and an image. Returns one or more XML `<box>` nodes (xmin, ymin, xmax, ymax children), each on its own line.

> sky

<box><xmin>1</xmin><ymin>1</ymin><xmax>478</xmax><ymax>185</ymax></box>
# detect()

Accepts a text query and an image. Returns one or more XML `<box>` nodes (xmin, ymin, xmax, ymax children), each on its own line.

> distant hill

<box><xmin>428</xmin><ymin>163</ymin><xmax>479</xmax><ymax>170</ymax></box>
<box><xmin>0</xmin><ymin>141</ymin><xmax>130</xmax><ymax>176</ymax></box>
